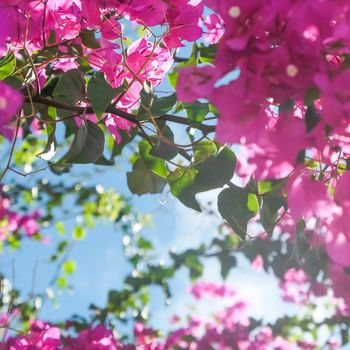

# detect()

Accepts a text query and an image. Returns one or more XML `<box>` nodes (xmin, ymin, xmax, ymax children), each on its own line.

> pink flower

<box><xmin>0</xmin><ymin>82</ymin><xmax>23</xmax><ymax>139</ymax></box>
<box><xmin>0</xmin><ymin>6</ymin><xmax>10</xmax><ymax>53</ymax></box>
<box><xmin>0</xmin><ymin>196</ymin><xmax>41</xmax><ymax>241</ymax></box>
<box><xmin>126</xmin><ymin>38</ymin><xmax>174</xmax><ymax>87</ymax></box>
<box><xmin>251</xmin><ymin>255</ymin><xmax>264</xmax><ymax>271</ymax></box>
<box><xmin>100</xmin><ymin>19</ymin><xmax>122</xmax><ymax>40</ymax></box>
<box><xmin>7</xmin><ymin>321</ymin><xmax>61</xmax><ymax>350</ymax></box>
<box><xmin>114</xmin><ymin>0</ymin><xmax>168</xmax><ymax>27</ymax></box>
<box><xmin>280</xmin><ymin>268</ymin><xmax>311</xmax><ymax>305</ymax></box>
<box><xmin>177</xmin><ymin>65</ymin><xmax>219</xmax><ymax>103</ymax></box>
<box><xmin>163</xmin><ymin>0</ymin><xmax>203</xmax><ymax>48</ymax></box>
<box><xmin>105</xmin><ymin>115</ymin><xmax>134</xmax><ymax>143</ymax></box>
<box><xmin>64</xmin><ymin>325</ymin><xmax>118</xmax><ymax>350</ymax></box>
<box><xmin>190</xmin><ymin>282</ymin><xmax>235</xmax><ymax>299</ymax></box>
<box><xmin>287</xmin><ymin>170</ymin><xmax>330</xmax><ymax>221</ymax></box>
<box><xmin>203</xmin><ymin>14</ymin><xmax>224</xmax><ymax>45</ymax></box>
<box><xmin>326</xmin><ymin>233</ymin><xmax>350</xmax><ymax>267</ymax></box>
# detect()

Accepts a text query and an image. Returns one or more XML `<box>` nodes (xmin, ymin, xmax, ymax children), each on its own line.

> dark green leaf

<box><xmin>260</xmin><ymin>196</ymin><xmax>286</xmax><ymax>233</ymax></box>
<box><xmin>184</xmin><ymin>255</ymin><xmax>203</xmax><ymax>281</ymax></box>
<box><xmin>87</xmin><ymin>72</ymin><xmax>123</xmax><ymax>117</ymax></box>
<box><xmin>184</xmin><ymin>101</ymin><xmax>210</xmax><ymax>122</ymax></box>
<box><xmin>218</xmin><ymin>253</ymin><xmax>236</xmax><ymax>279</ymax></box>
<box><xmin>150</xmin><ymin>125</ymin><xmax>178</xmax><ymax>160</ymax></box>
<box><xmin>193</xmin><ymin>147</ymin><xmax>236</xmax><ymax>192</ymax></box>
<box><xmin>304</xmin><ymin>87</ymin><xmax>320</xmax><ymax>106</ymax></box>
<box><xmin>193</xmin><ymin>141</ymin><xmax>217</xmax><ymax>162</ymax></box>
<box><xmin>79</xmin><ymin>30</ymin><xmax>101</xmax><ymax>49</ymax></box>
<box><xmin>112</xmin><ymin>129</ymin><xmax>138</xmax><ymax>157</ymax></box>
<box><xmin>127</xmin><ymin>159</ymin><xmax>167</xmax><ymax>195</ymax></box>
<box><xmin>60</xmin><ymin>120</ymin><xmax>105</xmax><ymax>164</ymax></box>
<box><xmin>168</xmin><ymin>167</ymin><xmax>200</xmax><ymax>211</ymax></box>
<box><xmin>0</xmin><ymin>54</ymin><xmax>15</xmax><ymax>80</ymax></box>
<box><xmin>218</xmin><ymin>186</ymin><xmax>258</xmax><ymax>240</ymax></box>
<box><xmin>139</xmin><ymin>140</ymin><xmax>167</xmax><ymax>178</ymax></box>
<box><xmin>138</xmin><ymin>89</ymin><xmax>177</xmax><ymax>119</ymax></box>
<box><xmin>53</xmin><ymin>69</ymin><xmax>86</xmax><ymax>118</ymax></box>
<box><xmin>305</xmin><ymin>105</ymin><xmax>320</xmax><ymax>132</ymax></box>
<box><xmin>37</xmin><ymin>107</ymin><xmax>57</xmax><ymax>161</ymax></box>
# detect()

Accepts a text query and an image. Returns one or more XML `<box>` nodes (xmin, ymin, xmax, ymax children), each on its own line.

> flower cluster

<box><xmin>1</xmin><ymin>282</ymin><xmax>325</xmax><ymax>350</ymax></box>
<box><xmin>0</xmin><ymin>195</ymin><xmax>40</xmax><ymax>241</ymax></box>
<box><xmin>177</xmin><ymin>0</ymin><xmax>350</xmax><ymax>307</ymax></box>
<box><xmin>0</xmin><ymin>82</ymin><xmax>23</xmax><ymax>140</ymax></box>
<box><xmin>1</xmin><ymin>0</ymin><xmax>204</xmax><ymax>141</ymax></box>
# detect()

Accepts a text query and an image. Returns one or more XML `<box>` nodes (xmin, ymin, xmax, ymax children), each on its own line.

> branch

<box><xmin>25</xmin><ymin>96</ymin><xmax>216</xmax><ymax>133</ymax></box>
<box><xmin>25</xmin><ymin>95</ymin><xmax>214</xmax><ymax>163</ymax></box>
<box><xmin>157</xmin><ymin>114</ymin><xmax>215</xmax><ymax>133</ymax></box>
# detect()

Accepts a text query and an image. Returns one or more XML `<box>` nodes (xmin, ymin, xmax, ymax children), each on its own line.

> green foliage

<box><xmin>87</xmin><ymin>72</ymin><xmax>123</xmax><ymax>117</ymax></box>
<box><xmin>79</xmin><ymin>30</ymin><xmax>101</xmax><ymax>49</ymax></box>
<box><xmin>218</xmin><ymin>184</ymin><xmax>259</xmax><ymax>240</ymax></box>
<box><xmin>150</xmin><ymin>125</ymin><xmax>178</xmax><ymax>160</ymax></box>
<box><xmin>53</xmin><ymin>69</ymin><xmax>86</xmax><ymax>118</ymax></box>
<box><xmin>138</xmin><ymin>84</ymin><xmax>177</xmax><ymax>119</ymax></box>
<box><xmin>168</xmin><ymin>146</ymin><xmax>236</xmax><ymax>211</ymax></box>
<box><xmin>127</xmin><ymin>140</ymin><xmax>168</xmax><ymax>195</ymax></box>
<box><xmin>60</xmin><ymin>120</ymin><xmax>105</xmax><ymax>164</ymax></box>
<box><xmin>0</xmin><ymin>54</ymin><xmax>15</xmax><ymax>80</ymax></box>
<box><xmin>184</xmin><ymin>101</ymin><xmax>210</xmax><ymax>122</ymax></box>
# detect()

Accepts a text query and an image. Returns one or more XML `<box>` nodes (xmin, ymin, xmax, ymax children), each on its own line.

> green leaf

<box><xmin>79</xmin><ymin>30</ymin><xmax>101</xmax><ymax>49</ymax></box>
<box><xmin>304</xmin><ymin>87</ymin><xmax>320</xmax><ymax>106</ymax></box>
<box><xmin>168</xmin><ymin>167</ymin><xmax>197</xmax><ymax>197</ymax></box>
<box><xmin>127</xmin><ymin>159</ymin><xmax>167</xmax><ymax>195</ymax></box>
<box><xmin>218</xmin><ymin>186</ymin><xmax>258</xmax><ymax>240</ymax></box>
<box><xmin>168</xmin><ymin>71</ymin><xmax>179</xmax><ymax>89</ymax></box>
<box><xmin>218</xmin><ymin>253</ymin><xmax>236</xmax><ymax>279</ymax></box>
<box><xmin>138</xmin><ymin>88</ymin><xmax>177</xmax><ymax>119</ymax></box>
<box><xmin>150</xmin><ymin>93</ymin><xmax>177</xmax><ymax>116</ymax></box>
<box><xmin>247</xmin><ymin>193</ymin><xmax>259</xmax><ymax>213</ymax></box>
<box><xmin>305</xmin><ymin>105</ymin><xmax>320</xmax><ymax>132</ymax></box>
<box><xmin>94</xmin><ymin>155</ymin><xmax>114</xmax><ymax>166</ymax></box>
<box><xmin>258</xmin><ymin>179</ymin><xmax>285</xmax><ymax>195</ymax></box>
<box><xmin>53</xmin><ymin>69</ymin><xmax>86</xmax><ymax>118</ymax></box>
<box><xmin>0</xmin><ymin>54</ymin><xmax>15</xmax><ymax>80</ymax></box>
<box><xmin>73</xmin><ymin>225</ymin><xmax>86</xmax><ymax>240</ymax></box>
<box><xmin>112</xmin><ymin>129</ymin><xmax>138</xmax><ymax>158</ymax></box>
<box><xmin>168</xmin><ymin>167</ymin><xmax>200</xmax><ymax>211</ymax></box>
<box><xmin>184</xmin><ymin>101</ymin><xmax>210</xmax><ymax>122</ymax></box>
<box><xmin>184</xmin><ymin>255</ymin><xmax>203</xmax><ymax>281</ymax></box>
<box><xmin>260</xmin><ymin>196</ymin><xmax>286</xmax><ymax>234</ymax></box>
<box><xmin>193</xmin><ymin>146</ymin><xmax>236</xmax><ymax>192</ymax></box>
<box><xmin>150</xmin><ymin>125</ymin><xmax>178</xmax><ymax>160</ymax></box>
<box><xmin>37</xmin><ymin>132</ymin><xmax>56</xmax><ymax>161</ymax></box>
<box><xmin>198</xmin><ymin>43</ymin><xmax>217</xmax><ymax>63</ymax></box>
<box><xmin>87</xmin><ymin>72</ymin><xmax>123</xmax><ymax>117</ymax></box>
<box><xmin>56</xmin><ymin>277</ymin><xmax>68</xmax><ymax>289</ymax></box>
<box><xmin>55</xmin><ymin>221</ymin><xmax>65</xmax><ymax>235</ymax></box>
<box><xmin>166</xmin><ymin>147</ymin><xmax>236</xmax><ymax>211</ymax></box>
<box><xmin>60</xmin><ymin>120</ymin><xmax>105</xmax><ymax>164</ymax></box>
<box><xmin>258</xmin><ymin>181</ymin><xmax>272</xmax><ymax>195</ymax></box>
<box><xmin>36</xmin><ymin>107</ymin><xmax>57</xmax><ymax>161</ymax></box>
<box><xmin>62</xmin><ymin>260</ymin><xmax>77</xmax><ymax>275</ymax></box>
<box><xmin>3</xmin><ymin>76</ymin><xmax>23</xmax><ymax>90</ymax></box>
<box><xmin>139</xmin><ymin>140</ymin><xmax>167</xmax><ymax>178</ymax></box>
<box><xmin>194</xmin><ymin>141</ymin><xmax>217</xmax><ymax>162</ymax></box>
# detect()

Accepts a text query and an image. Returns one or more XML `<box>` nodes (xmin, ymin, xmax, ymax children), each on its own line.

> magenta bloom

<box><xmin>0</xmin><ymin>82</ymin><xmax>23</xmax><ymax>139</ymax></box>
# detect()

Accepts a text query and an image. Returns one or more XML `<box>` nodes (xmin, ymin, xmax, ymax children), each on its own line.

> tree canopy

<box><xmin>0</xmin><ymin>0</ymin><xmax>350</xmax><ymax>348</ymax></box>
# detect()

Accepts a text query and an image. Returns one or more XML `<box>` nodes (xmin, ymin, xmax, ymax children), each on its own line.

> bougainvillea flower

<box><xmin>0</xmin><ymin>82</ymin><xmax>23</xmax><ymax>139</ymax></box>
